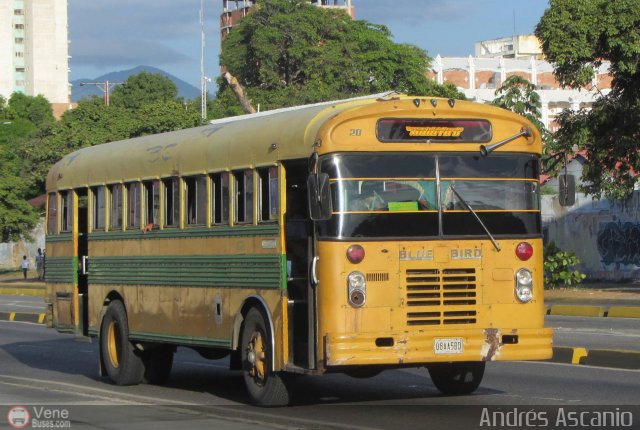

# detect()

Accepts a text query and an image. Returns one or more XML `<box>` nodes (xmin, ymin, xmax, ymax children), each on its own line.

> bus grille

<box><xmin>405</xmin><ymin>268</ymin><xmax>477</xmax><ymax>326</ymax></box>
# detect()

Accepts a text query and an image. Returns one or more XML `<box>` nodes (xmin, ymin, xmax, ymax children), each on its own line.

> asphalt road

<box><xmin>1</xmin><ymin>321</ymin><xmax>639</xmax><ymax>429</ymax></box>
<box><xmin>549</xmin><ymin>315</ymin><xmax>640</xmax><ymax>351</ymax></box>
<box><xmin>0</xmin><ymin>295</ymin><xmax>44</xmax><ymax>313</ymax></box>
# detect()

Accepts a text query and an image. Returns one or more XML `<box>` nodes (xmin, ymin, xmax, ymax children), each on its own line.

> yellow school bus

<box><xmin>45</xmin><ymin>93</ymin><xmax>552</xmax><ymax>406</ymax></box>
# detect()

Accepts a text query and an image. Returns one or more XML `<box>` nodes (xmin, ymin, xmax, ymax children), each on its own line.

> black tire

<box><xmin>143</xmin><ymin>345</ymin><xmax>174</xmax><ymax>385</ymax></box>
<box><xmin>428</xmin><ymin>361</ymin><xmax>485</xmax><ymax>395</ymax></box>
<box><xmin>100</xmin><ymin>300</ymin><xmax>145</xmax><ymax>386</ymax></box>
<box><xmin>241</xmin><ymin>308</ymin><xmax>293</xmax><ymax>406</ymax></box>
<box><xmin>344</xmin><ymin>367</ymin><xmax>384</xmax><ymax>379</ymax></box>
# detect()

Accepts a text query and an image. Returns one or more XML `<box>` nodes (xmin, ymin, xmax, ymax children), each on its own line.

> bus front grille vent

<box><xmin>366</xmin><ymin>272</ymin><xmax>390</xmax><ymax>282</ymax></box>
<box><xmin>404</xmin><ymin>268</ymin><xmax>477</xmax><ymax>326</ymax></box>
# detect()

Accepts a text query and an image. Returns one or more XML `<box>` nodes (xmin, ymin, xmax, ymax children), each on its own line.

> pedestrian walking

<box><xmin>21</xmin><ymin>255</ymin><xmax>29</xmax><ymax>279</ymax></box>
<box><xmin>36</xmin><ymin>248</ymin><xmax>45</xmax><ymax>280</ymax></box>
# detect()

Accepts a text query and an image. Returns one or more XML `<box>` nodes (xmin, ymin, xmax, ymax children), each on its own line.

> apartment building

<box><xmin>0</xmin><ymin>0</ymin><xmax>70</xmax><ymax>111</ymax></box>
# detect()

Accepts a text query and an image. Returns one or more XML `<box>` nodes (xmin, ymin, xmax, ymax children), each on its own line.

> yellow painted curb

<box><xmin>0</xmin><ymin>288</ymin><xmax>44</xmax><ymax>296</ymax></box>
<box><xmin>571</xmin><ymin>347</ymin><xmax>588</xmax><ymax>364</ymax></box>
<box><xmin>607</xmin><ymin>306</ymin><xmax>640</xmax><ymax>319</ymax></box>
<box><xmin>549</xmin><ymin>304</ymin><xmax>606</xmax><ymax>317</ymax></box>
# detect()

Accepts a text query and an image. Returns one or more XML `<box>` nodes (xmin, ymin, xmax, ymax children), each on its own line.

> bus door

<box><xmin>283</xmin><ymin>160</ymin><xmax>316</xmax><ymax>369</ymax></box>
<box><xmin>76</xmin><ymin>188</ymin><xmax>89</xmax><ymax>337</ymax></box>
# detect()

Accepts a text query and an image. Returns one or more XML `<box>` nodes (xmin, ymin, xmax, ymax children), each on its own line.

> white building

<box><xmin>475</xmin><ymin>34</ymin><xmax>543</xmax><ymax>60</ymax></box>
<box><xmin>430</xmin><ymin>55</ymin><xmax>612</xmax><ymax>131</ymax></box>
<box><xmin>0</xmin><ymin>0</ymin><xmax>70</xmax><ymax>107</ymax></box>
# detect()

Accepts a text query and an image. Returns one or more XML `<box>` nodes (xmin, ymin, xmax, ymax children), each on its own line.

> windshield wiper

<box><xmin>449</xmin><ymin>185</ymin><xmax>501</xmax><ymax>252</ymax></box>
<box><xmin>480</xmin><ymin>127</ymin><xmax>531</xmax><ymax>157</ymax></box>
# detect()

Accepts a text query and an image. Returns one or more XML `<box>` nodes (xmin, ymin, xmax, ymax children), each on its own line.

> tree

<box><xmin>110</xmin><ymin>72</ymin><xmax>178</xmax><ymax>110</ymax></box>
<box><xmin>0</xmin><ymin>169</ymin><xmax>38</xmax><ymax>242</ymax></box>
<box><xmin>5</xmin><ymin>93</ymin><xmax>54</xmax><ymax>127</ymax></box>
<box><xmin>134</xmin><ymin>99</ymin><xmax>203</xmax><ymax>135</ymax></box>
<box><xmin>536</xmin><ymin>0</ymin><xmax>640</xmax><ymax>199</ymax></box>
<box><xmin>218</xmin><ymin>0</ymin><xmax>463</xmax><ymax>113</ymax></box>
<box><xmin>492</xmin><ymin>76</ymin><xmax>560</xmax><ymax>172</ymax></box>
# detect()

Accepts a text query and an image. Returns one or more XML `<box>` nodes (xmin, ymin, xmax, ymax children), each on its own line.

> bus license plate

<box><xmin>434</xmin><ymin>338</ymin><xmax>464</xmax><ymax>354</ymax></box>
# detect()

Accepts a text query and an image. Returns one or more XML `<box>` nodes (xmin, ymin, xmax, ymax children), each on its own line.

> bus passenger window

<box><xmin>163</xmin><ymin>177</ymin><xmax>180</xmax><ymax>228</ymax></box>
<box><xmin>143</xmin><ymin>180</ymin><xmax>160</xmax><ymax>228</ymax></box>
<box><xmin>234</xmin><ymin>170</ymin><xmax>254</xmax><ymax>224</ymax></box>
<box><xmin>185</xmin><ymin>175</ymin><xmax>207</xmax><ymax>226</ymax></box>
<box><xmin>211</xmin><ymin>172</ymin><xmax>229</xmax><ymax>225</ymax></box>
<box><xmin>258</xmin><ymin>166</ymin><xmax>278</xmax><ymax>222</ymax></box>
<box><xmin>126</xmin><ymin>182</ymin><xmax>141</xmax><ymax>228</ymax></box>
<box><xmin>47</xmin><ymin>193</ymin><xmax>58</xmax><ymax>234</ymax></box>
<box><xmin>109</xmin><ymin>184</ymin><xmax>123</xmax><ymax>230</ymax></box>
<box><xmin>60</xmin><ymin>191</ymin><xmax>73</xmax><ymax>232</ymax></box>
<box><xmin>92</xmin><ymin>186</ymin><xmax>106</xmax><ymax>230</ymax></box>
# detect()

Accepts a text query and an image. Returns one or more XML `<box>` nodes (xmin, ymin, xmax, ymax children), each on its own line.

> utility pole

<box><xmin>200</xmin><ymin>0</ymin><xmax>208</xmax><ymax>121</ymax></box>
<box><xmin>79</xmin><ymin>81</ymin><xmax>122</xmax><ymax>106</ymax></box>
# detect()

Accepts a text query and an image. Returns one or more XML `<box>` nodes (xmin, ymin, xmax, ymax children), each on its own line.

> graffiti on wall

<box><xmin>597</xmin><ymin>221</ymin><xmax>640</xmax><ymax>266</ymax></box>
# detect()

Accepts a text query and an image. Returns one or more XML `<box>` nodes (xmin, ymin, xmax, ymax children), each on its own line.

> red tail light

<box><xmin>515</xmin><ymin>242</ymin><xmax>533</xmax><ymax>261</ymax></box>
<box><xmin>346</xmin><ymin>245</ymin><xmax>365</xmax><ymax>264</ymax></box>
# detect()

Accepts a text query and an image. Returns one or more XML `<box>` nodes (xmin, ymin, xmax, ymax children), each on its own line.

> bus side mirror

<box><xmin>558</xmin><ymin>174</ymin><xmax>576</xmax><ymax>206</ymax></box>
<box><xmin>308</xmin><ymin>173</ymin><xmax>332</xmax><ymax>221</ymax></box>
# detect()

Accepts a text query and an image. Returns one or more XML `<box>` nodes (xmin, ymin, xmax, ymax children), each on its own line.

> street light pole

<box><xmin>79</xmin><ymin>81</ymin><xmax>122</xmax><ymax>106</ymax></box>
<box><xmin>200</xmin><ymin>0</ymin><xmax>207</xmax><ymax>121</ymax></box>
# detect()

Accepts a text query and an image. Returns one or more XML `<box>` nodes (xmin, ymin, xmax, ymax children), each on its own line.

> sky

<box><xmin>68</xmin><ymin>0</ymin><xmax>550</xmax><ymax>90</ymax></box>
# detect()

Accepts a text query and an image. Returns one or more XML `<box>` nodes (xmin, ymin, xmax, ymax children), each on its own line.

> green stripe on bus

<box><xmin>129</xmin><ymin>331</ymin><xmax>232</xmax><ymax>348</ymax></box>
<box><xmin>45</xmin><ymin>256</ymin><xmax>76</xmax><ymax>284</ymax></box>
<box><xmin>88</xmin><ymin>254</ymin><xmax>283</xmax><ymax>287</ymax></box>
<box><xmin>46</xmin><ymin>233</ymin><xmax>73</xmax><ymax>243</ymax></box>
<box><xmin>88</xmin><ymin>224</ymin><xmax>279</xmax><ymax>241</ymax></box>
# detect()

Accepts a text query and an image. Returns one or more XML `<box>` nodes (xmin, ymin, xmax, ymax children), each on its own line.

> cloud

<box><xmin>68</xmin><ymin>0</ymin><xmax>218</xmax><ymax>69</ymax></box>
<box><xmin>356</xmin><ymin>0</ymin><xmax>479</xmax><ymax>26</ymax></box>
<box><xmin>70</xmin><ymin>38</ymin><xmax>192</xmax><ymax>68</ymax></box>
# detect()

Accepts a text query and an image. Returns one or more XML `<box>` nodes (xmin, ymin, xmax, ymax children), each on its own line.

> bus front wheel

<box><xmin>241</xmin><ymin>308</ymin><xmax>293</xmax><ymax>406</ymax></box>
<box><xmin>100</xmin><ymin>300</ymin><xmax>145</xmax><ymax>386</ymax></box>
<box><xmin>428</xmin><ymin>361</ymin><xmax>485</xmax><ymax>395</ymax></box>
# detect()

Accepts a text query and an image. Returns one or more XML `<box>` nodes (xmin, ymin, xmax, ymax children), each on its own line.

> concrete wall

<box><xmin>543</xmin><ymin>192</ymin><xmax>640</xmax><ymax>281</ymax></box>
<box><xmin>0</xmin><ymin>219</ymin><xmax>45</xmax><ymax>271</ymax></box>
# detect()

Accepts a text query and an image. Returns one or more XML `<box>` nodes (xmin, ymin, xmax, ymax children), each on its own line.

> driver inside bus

<box><xmin>351</xmin><ymin>182</ymin><xmax>387</xmax><ymax>211</ymax></box>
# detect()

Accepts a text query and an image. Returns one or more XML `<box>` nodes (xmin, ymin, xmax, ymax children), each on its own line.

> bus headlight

<box><xmin>347</xmin><ymin>271</ymin><xmax>366</xmax><ymax>307</ymax></box>
<box><xmin>515</xmin><ymin>268</ymin><xmax>533</xmax><ymax>303</ymax></box>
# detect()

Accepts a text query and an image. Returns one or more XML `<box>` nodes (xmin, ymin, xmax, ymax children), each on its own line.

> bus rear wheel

<box><xmin>100</xmin><ymin>300</ymin><xmax>145</xmax><ymax>386</ymax></box>
<box><xmin>428</xmin><ymin>361</ymin><xmax>485</xmax><ymax>395</ymax></box>
<box><xmin>241</xmin><ymin>308</ymin><xmax>293</xmax><ymax>406</ymax></box>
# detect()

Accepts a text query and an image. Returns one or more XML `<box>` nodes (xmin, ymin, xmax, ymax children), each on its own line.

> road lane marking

<box><xmin>0</xmin><ymin>374</ymin><xmax>198</xmax><ymax>406</ymax></box>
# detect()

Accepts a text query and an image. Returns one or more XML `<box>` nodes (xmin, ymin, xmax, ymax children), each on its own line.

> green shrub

<box><xmin>543</xmin><ymin>242</ymin><xmax>587</xmax><ymax>289</ymax></box>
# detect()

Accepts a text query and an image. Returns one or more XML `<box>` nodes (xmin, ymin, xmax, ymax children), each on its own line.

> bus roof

<box><xmin>46</xmin><ymin>93</ymin><xmax>540</xmax><ymax>191</ymax></box>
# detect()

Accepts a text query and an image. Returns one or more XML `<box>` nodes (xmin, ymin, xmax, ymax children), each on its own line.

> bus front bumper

<box><xmin>324</xmin><ymin>327</ymin><xmax>553</xmax><ymax>367</ymax></box>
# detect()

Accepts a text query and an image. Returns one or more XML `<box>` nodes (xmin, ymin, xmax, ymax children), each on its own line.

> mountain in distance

<box><xmin>70</xmin><ymin>65</ymin><xmax>202</xmax><ymax>102</ymax></box>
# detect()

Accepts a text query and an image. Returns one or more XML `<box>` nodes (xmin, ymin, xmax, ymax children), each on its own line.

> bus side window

<box><xmin>185</xmin><ymin>175</ymin><xmax>207</xmax><ymax>226</ymax></box>
<box><xmin>143</xmin><ymin>180</ymin><xmax>160</xmax><ymax>228</ymax></box>
<box><xmin>211</xmin><ymin>172</ymin><xmax>230</xmax><ymax>225</ymax></box>
<box><xmin>47</xmin><ymin>192</ymin><xmax>58</xmax><ymax>235</ymax></box>
<box><xmin>233</xmin><ymin>169</ymin><xmax>254</xmax><ymax>224</ymax></box>
<box><xmin>60</xmin><ymin>190</ymin><xmax>73</xmax><ymax>232</ymax></box>
<box><xmin>109</xmin><ymin>184</ymin><xmax>123</xmax><ymax>230</ymax></box>
<box><xmin>163</xmin><ymin>177</ymin><xmax>180</xmax><ymax>228</ymax></box>
<box><xmin>126</xmin><ymin>182</ymin><xmax>141</xmax><ymax>229</ymax></box>
<box><xmin>91</xmin><ymin>186</ymin><xmax>106</xmax><ymax>231</ymax></box>
<box><xmin>258</xmin><ymin>166</ymin><xmax>278</xmax><ymax>223</ymax></box>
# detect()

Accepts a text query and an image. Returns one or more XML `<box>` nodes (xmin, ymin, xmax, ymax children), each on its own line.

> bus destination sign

<box><xmin>376</xmin><ymin>118</ymin><xmax>492</xmax><ymax>143</ymax></box>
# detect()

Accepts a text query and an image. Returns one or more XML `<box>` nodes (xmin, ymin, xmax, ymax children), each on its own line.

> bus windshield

<box><xmin>318</xmin><ymin>152</ymin><xmax>541</xmax><ymax>239</ymax></box>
